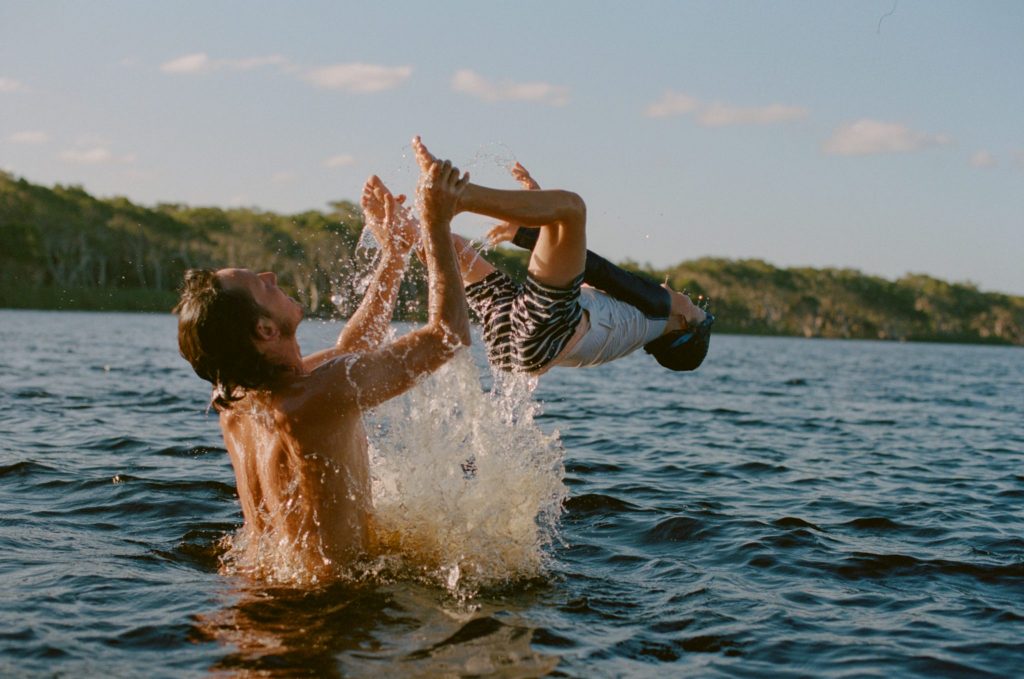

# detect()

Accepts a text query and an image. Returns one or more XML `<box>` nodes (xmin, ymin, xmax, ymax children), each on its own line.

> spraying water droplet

<box><xmin>357</xmin><ymin>225</ymin><xmax>380</xmax><ymax>251</ymax></box>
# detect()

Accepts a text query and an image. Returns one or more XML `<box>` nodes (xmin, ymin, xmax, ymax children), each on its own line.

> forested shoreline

<box><xmin>2</xmin><ymin>171</ymin><xmax>1021</xmax><ymax>346</ymax></box>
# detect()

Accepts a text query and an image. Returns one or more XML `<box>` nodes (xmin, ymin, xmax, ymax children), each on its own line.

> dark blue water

<box><xmin>2</xmin><ymin>309</ymin><xmax>1022</xmax><ymax>677</ymax></box>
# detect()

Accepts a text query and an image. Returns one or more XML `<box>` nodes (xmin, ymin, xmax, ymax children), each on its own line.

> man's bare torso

<box><xmin>219</xmin><ymin>387</ymin><xmax>372</xmax><ymax>574</ymax></box>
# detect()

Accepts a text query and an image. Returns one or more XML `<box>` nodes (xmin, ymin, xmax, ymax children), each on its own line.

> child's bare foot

<box><xmin>411</xmin><ymin>135</ymin><xmax>438</xmax><ymax>172</ymax></box>
<box><xmin>492</xmin><ymin>161</ymin><xmax>542</xmax><ymax>246</ymax></box>
<box><xmin>510</xmin><ymin>161</ymin><xmax>541</xmax><ymax>190</ymax></box>
<box><xmin>483</xmin><ymin>162</ymin><xmax>557</xmax><ymax>247</ymax></box>
<box><xmin>413</xmin><ymin>136</ymin><xmax>471</xmax><ymax>215</ymax></box>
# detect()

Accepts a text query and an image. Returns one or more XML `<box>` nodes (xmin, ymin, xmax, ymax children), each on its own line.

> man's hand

<box><xmin>361</xmin><ymin>175</ymin><xmax>417</xmax><ymax>253</ymax></box>
<box><xmin>418</xmin><ymin>157</ymin><xmax>469</xmax><ymax>229</ymax></box>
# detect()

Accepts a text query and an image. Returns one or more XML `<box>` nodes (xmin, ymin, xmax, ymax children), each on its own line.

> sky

<box><xmin>2</xmin><ymin>0</ymin><xmax>1022</xmax><ymax>294</ymax></box>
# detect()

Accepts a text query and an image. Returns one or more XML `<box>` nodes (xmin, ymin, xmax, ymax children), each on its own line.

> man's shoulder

<box><xmin>276</xmin><ymin>359</ymin><xmax>362</xmax><ymax>419</ymax></box>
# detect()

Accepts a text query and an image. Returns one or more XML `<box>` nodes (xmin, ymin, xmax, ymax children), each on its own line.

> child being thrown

<box><xmin>412</xmin><ymin>136</ymin><xmax>714</xmax><ymax>375</ymax></box>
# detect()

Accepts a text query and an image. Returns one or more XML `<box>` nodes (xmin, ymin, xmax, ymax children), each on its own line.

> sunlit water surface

<box><xmin>1</xmin><ymin>310</ymin><xmax>1022</xmax><ymax>677</ymax></box>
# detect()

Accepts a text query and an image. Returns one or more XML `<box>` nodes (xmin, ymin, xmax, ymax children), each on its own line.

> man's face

<box><xmin>217</xmin><ymin>268</ymin><xmax>304</xmax><ymax>336</ymax></box>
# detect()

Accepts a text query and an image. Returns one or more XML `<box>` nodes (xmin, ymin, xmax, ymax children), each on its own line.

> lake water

<box><xmin>1</xmin><ymin>309</ymin><xmax>1022</xmax><ymax>677</ymax></box>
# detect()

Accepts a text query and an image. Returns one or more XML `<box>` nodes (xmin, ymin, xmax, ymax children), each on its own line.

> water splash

<box><xmin>357</xmin><ymin>223</ymin><xmax>381</xmax><ymax>251</ymax></box>
<box><xmin>465</xmin><ymin>142</ymin><xmax>518</xmax><ymax>175</ymax></box>
<box><xmin>367</xmin><ymin>353</ymin><xmax>566</xmax><ymax>595</ymax></box>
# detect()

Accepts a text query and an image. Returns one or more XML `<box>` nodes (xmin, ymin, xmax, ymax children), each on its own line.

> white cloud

<box><xmin>303</xmin><ymin>63</ymin><xmax>412</xmax><ymax>92</ymax></box>
<box><xmin>452</xmin><ymin>69</ymin><xmax>569</xmax><ymax>106</ymax></box>
<box><xmin>645</xmin><ymin>91</ymin><xmax>700</xmax><ymax>118</ymax></box>
<box><xmin>160</xmin><ymin>52</ymin><xmax>289</xmax><ymax>75</ymax></box>
<box><xmin>8</xmin><ymin>131</ymin><xmax>49</xmax><ymax>144</ymax></box>
<box><xmin>159</xmin><ymin>54</ymin><xmax>410</xmax><ymax>95</ymax></box>
<box><xmin>229</xmin><ymin>55</ymin><xmax>288</xmax><ymax>71</ymax></box>
<box><xmin>75</xmin><ymin>134</ymin><xmax>112</xmax><ymax>146</ymax></box>
<box><xmin>270</xmin><ymin>171</ymin><xmax>296</xmax><ymax>185</ymax></box>
<box><xmin>59</xmin><ymin>147</ymin><xmax>136</xmax><ymax>165</ymax></box>
<box><xmin>823</xmin><ymin>119</ymin><xmax>951</xmax><ymax>156</ymax></box>
<box><xmin>0</xmin><ymin>77</ymin><xmax>24</xmax><ymax>93</ymax></box>
<box><xmin>969</xmin><ymin>150</ymin><xmax>996</xmax><ymax>168</ymax></box>
<box><xmin>697</xmin><ymin>102</ymin><xmax>808</xmax><ymax>127</ymax></box>
<box><xmin>161</xmin><ymin>53</ymin><xmax>211</xmax><ymax>74</ymax></box>
<box><xmin>644</xmin><ymin>90</ymin><xmax>806</xmax><ymax>126</ymax></box>
<box><xmin>323</xmin><ymin>154</ymin><xmax>355</xmax><ymax>168</ymax></box>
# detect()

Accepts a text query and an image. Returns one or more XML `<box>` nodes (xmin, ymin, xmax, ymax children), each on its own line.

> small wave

<box><xmin>395</xmin><ymin>615</ymin><xmax>558</xmax><ymax>675</ymax></box>
<box><xmin>0</xmin><ymin>627</ymin><xmax>37</xmax><ymax>643</ymax></box>
<box><xmin>564</xmin><ymin>461</ymin><xmax>624</xmax><ymax>475</ymax></box>
<box><xmin>709</xmin><ymin>407</ymin><xmax>745</xmax><ymax>416</ymax></box>
<box><xmin>614</xmin><ymin>633</ymin><xmax>743</xmax><ymax>659</ymax></box>
<box><xmin>530</xmin><ymin>627</ymin><xmax>578</xmax><ymax>649</ymax></box>
<box><xmin>815</xmin><ymin>551</ymin><xmax>1024</xmax><ymax>583</ymax></box>
<box><xmin>149</xmin><ymin>527</ymin><xmax>235</xmax><ymax>571</ymax></box>
<box><xmin>129</xmin><ymin>392</ymin><xmax>188</xmax><ymax>409</ymax></box>
<box><xmin>564</xmin><ymin>493</ymin><xmax>640</xmax><ymax>516</ymax></box>
<box><xmin>774</xmin><ymin>516</ymin><xmax>823</xmax><ymax>531</ymax></box>
<box><xmin>154</xmin><ymin>444</ymin><xmax>226</xmax><ymax>458</ymax></box>
<box><xmin>756</xmin><ymin>389</ymin><xmax>788</xmax><ymax>398</ymax></box>
<box><xmin>640</xmin><ymin>516</ymin><xmax>708</xmax><ymax>544</ymax></box>
<box><xmin>406</xmin><ymin>616</ymin><xmax>507</xmax><ymax>659</ymax></box>
<box><xmin>732</xmin><ymin>461</ymin><xmax>789</xmax><ymax>474</ymax></box>
<box><xmin>756</xmin><ymin>524</ymin><xmax>828</xmax><ymax>552</ymax></box>
<box><xmin>840</xmin><ymin>516</ymin><xmax>907</xmax><ymax>531</ymax></box>
<box><xmin>605</xmin><ymin>553</ymin><xmax>648</xmax><ymax>566</ymax></box>
<box><xmin>844</xmin><ymin>417</ymin><xmax>899</xmax><ymax>426</ymax></box>
<box><xmin>905</xmin><ymin>654</ymin><xmax>1003</xmax><ymax>678</ymax></box>
<box><xmin>82</xmin><ymin>436</ymin><xmax>149</xmax><ymax>453</ymax></box>
<box><xmin>106</xmin><ymin>623</ymin><xmax>194</xmax><ymax>650</ymax></box>
<box><xmin>10</xmin><ymin>388</ymin><xmax>53</xmax><ymax>399</ymax></box>
<box><xmin>0</xmin><ymin>460</ymin><xmax>58</xmax><ymax>478</ymax></box>
<box><xmin>126</xmin><ymin>477</ymin><xmax>237</xmax><ymax>497</ymax></box>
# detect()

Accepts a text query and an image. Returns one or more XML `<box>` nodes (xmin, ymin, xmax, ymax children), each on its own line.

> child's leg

<box><xmin>459</xmin><ymin>185</ymin><xmax>586</xmax><ymax>289</ymax></box>
<box><xmin>413</xmin><ymin>136</ymin><xmax>585</xmax><ymax>289</ymax></box>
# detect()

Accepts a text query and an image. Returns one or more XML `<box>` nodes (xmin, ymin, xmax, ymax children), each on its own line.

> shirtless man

<box><xmin>173</xmin><ymin>155</ymin><xmax>470</xmax><ymax>577</ymax></box>
<box><xmin>411</xmin><ymin>137</ymin><xmax>713</xmax><ymax>374</ymax></box>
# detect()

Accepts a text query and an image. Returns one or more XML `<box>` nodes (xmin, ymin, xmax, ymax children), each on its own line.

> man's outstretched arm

<box><xmin>304</xmin><ymin>176</ymin><xmax>417</xmax><ymax>369</ymax></box>
<box><xmin>294</xmin><ymin>156</ymin><xmax>471</xmax><ymax>415</ymax></box>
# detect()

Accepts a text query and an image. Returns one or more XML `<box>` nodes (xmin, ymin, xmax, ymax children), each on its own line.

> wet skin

<box><xmin>210</xmin><ymin>157</ymin><xmax>471</xmax><ymax>577</ymax></box>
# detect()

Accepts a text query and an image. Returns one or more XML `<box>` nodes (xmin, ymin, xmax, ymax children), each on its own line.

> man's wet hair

<box><xmin>174</xmin><ymin>269</ymin><xmax>288</xmax><ymax>410</ymax></box>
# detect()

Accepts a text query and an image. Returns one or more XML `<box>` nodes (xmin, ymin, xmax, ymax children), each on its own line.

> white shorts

<box><xmin>554</xmin><ymin>285</ymin><xmax>667</xmax><ymax>368</ymax></box>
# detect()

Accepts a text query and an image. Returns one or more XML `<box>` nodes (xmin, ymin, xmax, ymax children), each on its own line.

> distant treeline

<box><xmin>2</xmin><ymin>171</ymin><xmax>1022</xmax><ymax>346</ymax></box>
